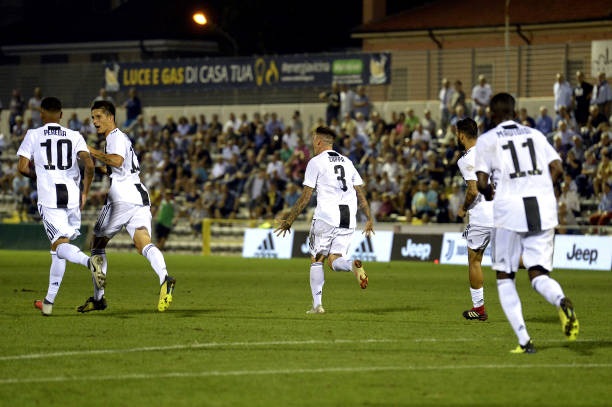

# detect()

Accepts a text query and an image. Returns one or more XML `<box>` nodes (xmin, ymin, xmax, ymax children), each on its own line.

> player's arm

<box><xmin>88</xmin><ymin>145</ymin><xmax>124</xmax><ymax>168</ymax></box>
<box><xmin>274</xmin><ymin>185</ymin><xmax>313</xmax><ymax>237</ymax></box>
<box><xmin>18</xmin><ymin>156</ymin><xmax>35</xmax><ymax>179</ymax></box>
<box><xmin>79</xmin><ymin>150</ymin><xmax>95</xmax><ymax>210</ymax></box>
<box><xmin>549</xmin><ymin>159</ymin><xmax>563</xmax><ymax>183</ymax></box>
<box><xmin>476</xmin><ymin>171</ymin><xmax>494</xmax><ymax>201</ymax></box>
<box><xmin>458</xmin><ymin>180</ymin><xmax>478</xmax><ymax>218</ymax></box>
<box><xmin>355</xmin><ymin>184</ymin><xmax>374</xmax><ymax>237</ymax></box>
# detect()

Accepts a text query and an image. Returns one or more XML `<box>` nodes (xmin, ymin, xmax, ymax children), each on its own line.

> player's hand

<box><xmin>457</xmin><ymin>207</ymin><xmax>466</xmax><ymax>218</ymax></box>
<box><xmin>363</xmin><ymin>220</ymin><xmax>374</xmax><ymax>237</ymax></box>
<box><xmin>273</xmin><ymin>217</ymin><xmax>292</xmax><ymax>237</ymax></box>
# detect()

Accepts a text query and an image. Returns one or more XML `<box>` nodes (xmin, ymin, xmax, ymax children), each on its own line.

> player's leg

<box><xmin>524</xmin><ymin>229</ymin><xmax>578</xmax><ymax>341</ymax></box>
<box><xmin>129</xmin><ymin>206</ymin><xmax>175</xmax><ymax>311</ymax></box>
<box><xmin>306</xmin><ymin>220</ymin><xmax>331</xmax><ymax>313</ymax></box>
<box><xmin>493</xmin><ymin>228</ymin><xmax>534</xmax><ymax>353</ymax></box>
<box><xmin>463</xmin><ymin>225</ymin><xmax>491</xmax><ymax>320</ymax></box>
<box><xmin>34</xmin><ymin>250</ymin><xmax>66</xmax><ymax>316</ymax></box>
<box><xmin>327</xmin><ymin>227</ymin><xmax>367</xmax><ymax>289</ymax></box>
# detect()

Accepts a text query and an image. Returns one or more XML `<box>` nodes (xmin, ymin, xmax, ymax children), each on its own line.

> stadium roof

<box><xmin>354</xmin><ymin>0</ymin><xmax>612</xmax><ymax>34</ymax></box>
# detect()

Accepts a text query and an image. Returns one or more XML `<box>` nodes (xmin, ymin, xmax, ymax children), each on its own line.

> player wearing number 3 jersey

<box><xmin>17</xmin><ymin>97</ymin><xmax>105</xmax><ymax>316</ymax></box>
<box><xmin>274</xmin><ymin>126</ymin><xmax>374</xmax><ymax>314</ymax></box>
<box><xmin>81</xmin><ymin>100</ymin><xmax>175</xmax><ymax>313</ymax></box>
<box><xmin>475</xmin><ymin>93</ymin><xmax>578</xmax><ymax>353</ymax></box>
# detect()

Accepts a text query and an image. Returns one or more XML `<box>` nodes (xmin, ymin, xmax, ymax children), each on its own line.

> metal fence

<box><xmin>0</xmin><ymin>42</ymin><xmax>593</xmax><ymax>108</ymax></box>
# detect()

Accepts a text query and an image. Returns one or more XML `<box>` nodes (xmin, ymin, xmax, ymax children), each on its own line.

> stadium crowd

<box><xmin>1</xmin><ymin>71</ymin><xmax>611</xmax><ymax>235</ymax></box>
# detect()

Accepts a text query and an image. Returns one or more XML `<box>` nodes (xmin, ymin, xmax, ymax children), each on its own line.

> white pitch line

<box><xmin>1</xmin><ymin>363</ymin><xmax>611</xmax><ymax>385</ymax></box>
<box><xmin>0</xmin><ymin>338</ymin><xmax>394</xmax><ymax>362</ymax></box>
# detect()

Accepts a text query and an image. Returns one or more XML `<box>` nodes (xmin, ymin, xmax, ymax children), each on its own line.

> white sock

<box><xmin>142</xmin><ymin>243</ymin><xmax>168</xmax><ymax>284</ymax></box>
<box><xmin>470</xmin><ymin>287</ymin><xmax>484</xmax><ymax>308</ymax></box>
<box><xmin>91</xmin><ymin>249</ymin><xmax>107</xmax><ymax>301</ymax></box>
<box><xmin>531</xmin><ymin>275</ymin><xmax>564</xmax><ymax>307</ymax></box>
<box><xmin>331</xmin><ymin>257</ymin><xmax>351</xmax><ymax>272</ymax></box>
<box><xmin>46</xmin><ymin>251</ymin><xmax>66</xmax><ymax>304</ymax></box>
<box><xmin>310</xmin><ymin>262</ymin><xmax>324</xmax><ymax>307</ymax></box>
<box><xmin>497</xmin><ymin>278</ymin><xmax>531</xmax><ymax>346</ymax></box>
<box><xmin>56</xmin><ymin>242</ymin><xmax>89</xmax><ymax>267</ymax></box>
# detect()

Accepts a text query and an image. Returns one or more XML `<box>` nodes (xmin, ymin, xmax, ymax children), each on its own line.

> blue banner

<box><xmin>104</xmin><ymin>53</ymin><xmax>391</xmax><ymax>91</ymax></box>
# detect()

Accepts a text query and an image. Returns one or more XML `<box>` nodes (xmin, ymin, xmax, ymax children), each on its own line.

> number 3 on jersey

<box><xmin>334</xmin><ymin>165</ymin><xmax>348</xmax><ymax>192</ymax></box>
<box><xmin>502</xmin><ymin>138</ymin><xmax>542</xmax><ymax>179</ymax></box>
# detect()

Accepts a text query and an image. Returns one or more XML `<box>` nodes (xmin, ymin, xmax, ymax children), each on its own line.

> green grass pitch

<box><xmin>0</xmin><ymin>250</ymin><xmax>610</xmax><ymax>406</ymax></box>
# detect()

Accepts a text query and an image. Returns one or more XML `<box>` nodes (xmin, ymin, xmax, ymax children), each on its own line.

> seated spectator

<box><xmin>557</xmin><ymin>201</ymin><xmax>578</xmax><ymax>235</ymax></box>
<box><xmin>67</xmin><ymin>112</ymin><xmax>82</xmax><ymax>131</ymax></box>
<box><xmin>376</xmin><ymin>192</ymin><xmax>399</xmax><ymax>221</ymax></box>
<box><xmin>594</xmin><ymin>148</ymin><xmax>612</xmax><ymax>196</ymax></box>
<box><xmin>558</xmin><ymin>180</ymin><xmax>581</xmax><ymax>216</ymax></box>
<box><xmin>262</xmin><ymin>182</ymin><xmax>284</xmax><ymax>218</ymax></box>
<box><xmin>576</xmin><ymin>151</ymin><xmax>598</xmax><ymax>197</ymax></box>
<box><xmin>554</xmin><ymin>105</ymin><xmax>577</xmax><ymax>131</ymax></box>
<box><xmin>554</xmin><ymin>120</ymin><xmax>578</xmax><ymax>150</ymax></box>
<box><xmin>447</xmin><ymin>182</ymin><xmax>465</xmax><ymax>223</ymax></box>
<box><xmin>535</xmin><ymin>106</ymin><xmax>553</xmax><ymax>135</ymax></box>
<box><xmin>588</xmin><ymin>181</ymin><xmax>612</xmax><ymax>233</ymax></box>
<box><xmin>411</xmin><ymin>123</ymin><xmax>433</xmax><ymax>150</ymax></box>
<box><xmin>518</xmin><ymin>107</ymin><xmax>536</xmax><ymax>128</ymax></box>
<box><xmin>411</xmin><ymin>180</ymin><xmax>436</xmax><ymax>223</ymax></box>
<box><xmin>421</xmin><ymin>109</ymin><xmax>437</xmax><ymax>135</ymax></box>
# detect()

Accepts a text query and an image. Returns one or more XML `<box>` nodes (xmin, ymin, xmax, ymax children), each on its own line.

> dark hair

<box><xmin>490</xmin><ymin>92</ymin><xmax>516</xmax><ymax>123</ymax></box>
<box><xmin>40</xmin><ymin>97</ymin><xmax>62</xmax><ymax>112</ymax></box>
<box><xmin>314</xmin><ymin>125</ymin><xmax>337</xmax><ymax>143</ymax></box>
<box><xmin>91</xmin><ymin>100</ymin><xmax>116</xmax><ymax>117</ymax></box>
<box><xmin>456</xmin><ymin>117</ymin><xmax>478</xmax><ymax>138</ymax></box>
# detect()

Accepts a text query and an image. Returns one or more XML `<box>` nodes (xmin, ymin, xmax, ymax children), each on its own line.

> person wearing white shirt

<box><xmin>471</xmin><ymin>74</ymin><xmax>492</xmax><ymax>111</ymax></box>
<box><xmin>456</xmin><ymin>117</ymin><xmax>494</xmax><ymax>322</ymax></box>
<box><xmin>475</xmin><ymin>92</ymin><xmax>579</xmax><ymax>353</ymax></box>
<box><xmin>553</xmin><ymin>73</ymin><xmax>573</xmax><ymax>114</ymax></box>
<box><xmin>275</xmin><ymin>126</ymin><xmax>373</xmax><ymax>314</ymax></box>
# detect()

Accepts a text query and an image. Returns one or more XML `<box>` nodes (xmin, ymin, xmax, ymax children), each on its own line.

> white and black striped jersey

<box><xmin>17</xmin><ymin>123</ymin><xmax>88</xmax><ymax>209</ymax></box>
<box><xmin>104</xmin><ymin>128</ymin><xmax>149</xmax><ymax>206</ymax></box>
<box><xmin>303</xmin><ymin>149</ymin><xmax>363</xmax><ymax>229</ymax></box>
<box><xmin>475</xmin><ymin>120</ymin><xmax>560</xmax><ymax>232</ymax></box>
<box><xmin>457</xmin><ymin>147</ymin><xmax>494</xmax><ymax>227</ymax></box>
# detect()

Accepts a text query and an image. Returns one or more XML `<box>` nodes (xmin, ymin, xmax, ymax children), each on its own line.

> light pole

<box><xmin>192</xmin><ymin>11</ymin><xmax>239</xmax><ymax>56</ymax></box>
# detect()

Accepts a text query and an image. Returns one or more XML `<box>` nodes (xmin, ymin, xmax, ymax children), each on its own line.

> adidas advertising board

<box><xmin>440</xmin><ymin>232</ymin><xmax>492</xmax><ymax>265</ymax></box>
<box><xmin>291</xmin><ymin>231</ymin><xmax>393</xmax><ymax>262</ymax></box>
<box><xmin>242</xmin><ymin>229</ymin><xmax>294</xmax><ymax>258</ymax></box>
<box><xmin>553</xmin><ymin>235</ymin><xmax>611</xmax><ymax>271</ymax></box>
<box><xmin>391</xmin><ymin>233</ymin><xmax>443</xmax><ymax>262</ymax></box>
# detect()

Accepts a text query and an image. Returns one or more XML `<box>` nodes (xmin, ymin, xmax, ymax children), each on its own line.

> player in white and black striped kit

<box><xmin>79</xmin><ymin>100</ymin><xmax>175</xmax><ymax>313</ymax></box>
<box><xmin>275</xmin><ymin>126</ymin><xmax>373</xmax><ymax>314</ymax></box>
<box><xmin>456</xmin><ymin>117</ymin><xmax>494</xmax><ymax>321</ymax></box>
<box><xmin>16</xmin><ymin>96</ymin><xmax>105</xmax><ymax>316</ymax></box>
<box><xmin>475</xmin><ymin>93</ymin><xmax>579</xmax><ymax>353</ymax></box>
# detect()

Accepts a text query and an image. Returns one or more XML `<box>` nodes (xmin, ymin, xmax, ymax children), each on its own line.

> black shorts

<box><xmin>155</xmin><ymin>223</ymin><xmax>172</xmax><ymax>239</ymax></box>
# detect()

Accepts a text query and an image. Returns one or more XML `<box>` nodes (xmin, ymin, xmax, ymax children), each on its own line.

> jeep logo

<box><xmin>401</xmin><ymin>239</ymin><xmax>431</xmax><ymax>260</ymax></box>
<box><xmin>566</xmin><ymin>244</ymin><xmax>598</xmax><ymax>264</ymax></box>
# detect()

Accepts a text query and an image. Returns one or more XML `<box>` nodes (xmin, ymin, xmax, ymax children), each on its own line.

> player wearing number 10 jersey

<box><xmin>17</xmin><ymin>96</ymin><xmax>104</xmax><ymax>316</ymax></box>
<box><xmin>475</xmin><ymin>93</ymin><xmax>578</xmax><ymax>354</ymax></box>
<box><xmin>82</xmin><ymin>100</ymin><xmax>175</xmax><ymax>313</ymax></box>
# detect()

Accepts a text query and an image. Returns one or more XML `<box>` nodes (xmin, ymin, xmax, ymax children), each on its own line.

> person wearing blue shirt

<box><xmin>535</xmin><ymin>106</ymin><xmax>553</xmax><ymax>135</ymax></box>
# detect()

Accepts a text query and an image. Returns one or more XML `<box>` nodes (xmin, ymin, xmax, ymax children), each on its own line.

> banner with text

<box><xmin>553</xmin><ymin>234</ymin><xmax>611</xmax><ymax>271</ymax></box>
<box><xmin>104</xmin><ymin>53</ymin><xmax>391</xmax><ymax>92</ymax></box>
<box><xmin>390</xmin><ymin>233</ymin><xmax>443</xmax><ymax>262</ymax></box>
<box><xmin>289</xmin><ymin>230</ymin><xmax>394</xmax><ymax>262</ymax></box>
<box><xmin>591</xmin><ymin>40</ymin><xmax>612</xmax><ymax>78</ymax></box>
<box><xmin>439</xmin><ymin>232</ymin><xmax>492</xmax><ymax>266</ymax></box>
<box><xmin>242</xmin><ymin>228</ymin><xmax>294</xmax><ymax>259</ymax></box>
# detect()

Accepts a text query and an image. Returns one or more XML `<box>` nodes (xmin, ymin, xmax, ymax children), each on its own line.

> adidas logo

<box><xmin>254</xmin><ymin>232</ymin><xmax>278</xmax><ymax>258</ymax></box>
<box><xmin>52</xmin><ymin>282</ymin><xmax>60</xmax><ymax>286</ymax></box>
<box><xmin>353</xmin><ymin>236</ymin><xmax>377</xmax><ymax>261</ymax></box>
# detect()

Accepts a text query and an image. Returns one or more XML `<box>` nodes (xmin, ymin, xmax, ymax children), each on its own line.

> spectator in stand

<box><xmin>439</xmin><ymin>78</ymin><xmax>454</xmax><ymax>132</ymax></box>
<box><xmin>8</xmin><ymin>89</ymin><xmax>25</xmax><ymax>135</ymax></box>
<box><xmin>291</xmin><ymin>110</ymin><xmax>303</xmax><ymax>136</ymax></box>
<box><xmin>576</xmin><ymin>150</ymin><xmax>598</xmax><ymax>198</ymax></box>
<box><xmin>353</xmin><ymin>85</ymin><xmax>371</xmax><ymax>120</ymax></box>
<box><xmin>564</xmin><ymin>149</ymin><xmax>582</xmax><ymax>179</ymax></box>
<box><xmin>553</xmin><ymin>73</ymin><xmax>573</xmax><ymax>115</ymax></box>
<box><xmin>573</xmin><ymin>71</ymin><xmax>593</xmax><ymax>127</ymax></box>
<box><xmin>412</xmin><ymin>180</ymin><xmax>436</xmax><ymax>223</ymax></box>
<box><xmin>471</xmin><ymin>74</ymin><xmax>492</xmax><ymax>113</ymax></box>
<box><xmin>146</xmin><ymin>114</ymin><xmax>162</xmax><ymax>136</ymax></box>
<box><xmin>67</xmin><ymin>112</ymin><xmax>82</xmax><ymax>132</ymax></box>
<box><xmin>123</xmin><ymin>87</ymin><xmax>142</xmax><ymax>128</ymax></box>
<box><xmin>420</xmin><ymin>109</ymin><xmax>436</xmax><ymax>136</ymax></box>
<box><xmin>162</xmin><ymin>116</ymin><xmax>177</xmax><ymax>135</ymax></box>
<box><xmin>319</xmin><ymin>82</ymin><xmax>340</xmax><ymax>125</ymax></box>
<box><xmin>536</xmin><ymin>106</ymin><xmax>554</xmax><ymax>136</ymax></box>
<box><xmin>554</xmin><ymin>120</ymin><xmax>578</xmax><ymax>150</ymax></box>
<box><xmin>340</xmin><ymin>84</ymin><xmax>356</xmax><ymax>119</ymax></box>
<box><xmin>447</xmin><ymin>181</ymin><xmax>465</xmax><ymax>223</ymax></box>
<box><xmin>518</xmin><ymin>107</ymin><xmax>536</xmax><ymax>128</ymax></box>
<box><xmin>450</xmin><ymin>105</ymin><xmax>468</xmax><ymax>127</ymax></box>
<box><xmin>208</xmin><ymin>113</ymin><xmax>223</xmax><ymax>136</ymax></box>
<box><xmin>93</xmin><ymin>87</ymin><xmax>114</xmax><ymax>104</ymax></box>
<box><xmin>557</xmin><ymin>201</ymin><xmax>578</xmax><ymax>235</ymax></box>
<box><xmin>594</xmin><ymin>148</ymin><xmax>612</xmax><ymax>196</ymax></box>
<box><xmin>554</xmin><ymin>105</ymin><xmax>577</xmax><ymax>132</ymax></box>
<box><xmin>283</xmin><ymin>182</ymin><xmax>301</xmax><ymax>210</ymax></box>
<box><xmin>265</xmin><ymin>112</ymin><xmax>284</xmax><ymax>137</ymax></box>
<box><xmin>27</xmin><ymin>87</ymin><xmax>43</xmax><ymax>128</ymax></box>
<box><xmin>411</xmin><ymin>123</ymin><xmax>433</xmax><ymax>151</ymax></box>
<box><xmin>592</xmin><ymin>72</ymin><xmax>612</xmax><ymax>118</ymax></box>
<box><xmin>558</xmin><ymin>180</ymin><xmax>581</xmax><ymax>217</ymax></box>
<box><xmin>589</xmin><ymin>181</ymin><xmax>612</xmax><ymax>232</ymax></box>
<box><xmin>585</xmin><ymin>104</ymin><xmax>608</xmax><ymax>145</ymax></box>
<box><xmin>404</xmin><ymin>108</ymin><xmax>420</xmax><ymax>134</ymax></box>
<box><xmin>214</xmin><ymin>183</ymin><xmax>238</xmax><ymax>219</ymax></box>
<box><xmin>176</xmin><ymin>116</ymin><xmax>190</xmax><ymax>137</ymax></box>
<box><xmin>11</xmin><ymin>116</ymin><xmax>27</xmax><ymax>148</ymax></box>
<box><xmin>253</xmin><ymin>123</ymin><xmax>270</xmax><ymax>155</ymax></box>
<box><xmin>79</xmin><ymin>117</ymin><xmax>97</xmax><ymax>143</ymax></box>
<box><xmin>153</xmin><ymin>189</ymin><xmax>176</xmax><ymax>251</ymax></box>
<box><xmin>245</xmin><ymin>166</ymin><xmax>268</xmax><ymax>219</ymax></box>
<box><xmin>263</xmin><ymin>182</ymin><xmax>284</xmax><ymax>218</ymax></box>
<box><xmin>569</xmin><ymin>135</ymin><xmax>586</xmax><ymax>162</ymax></box>
<box><xmin>450</xmin><ymin>81</ymin><xmax>468</xmax><ymax>116</ymax></box>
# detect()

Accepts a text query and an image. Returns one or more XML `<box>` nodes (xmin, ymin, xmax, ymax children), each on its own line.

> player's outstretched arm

<box><xmin>355</xmin><ymin>185</ymin><xmax>374</xmax><ymax>237</ymax></box>
<box><xmin>274</xmin><ymin>186</ymin><xmax>313</xmax><ymax>237</ymax></box>
<box><xmin>87</xmin><ymin>145</ymin><xmax>124</xmax><ymax>168</ymax></box>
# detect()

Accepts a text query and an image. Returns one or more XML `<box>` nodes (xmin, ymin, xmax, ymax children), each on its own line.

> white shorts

<box><xmin>94</xmin><ymin>202</ymin><xmax>152</xmax><ymax>240</ymax></box>
<box><xmin>463</xmin><ymin>224</ymin><xmax>493</xmax><ymax>251</ymax></box>
<box><xmin>38</xmin><ymin>204</ymin><xmax>82</xmax><ymax>244</ymax></box>
<box><xmin>308</xmin><ymin>219</ymin><xmax>354</xmax><ymax>258</ymax></box>
<box><xmin>492</xmin><ymin>228</ymin><xmax>555</xmax><ymax>273</ymax></box>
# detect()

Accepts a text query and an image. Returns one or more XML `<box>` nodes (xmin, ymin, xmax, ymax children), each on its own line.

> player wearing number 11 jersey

<box><xmin>475</xmin><ymin>93</ymin><xmax>578</xmax><ymax>353</ymax></box>
<box><xmin>82</xmin><ymin>100</ymin><xmax>175</xmax><ymax>313</ymax></box>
